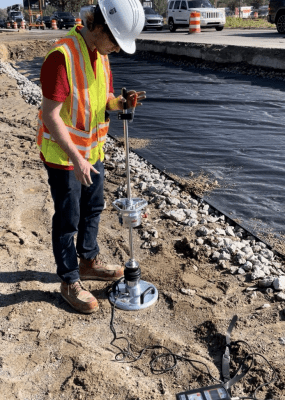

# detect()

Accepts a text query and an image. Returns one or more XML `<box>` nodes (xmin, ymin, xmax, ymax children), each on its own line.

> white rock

<box><xmin>225</xmin><ymin>227</ymin><xmax>235</xmax><ymax>237</ymax></box>
<box><xmin>252</xmin><ymin>245</ymin><xmax>262</xmax><ymax>253</ymax></box>
<box><xmin>184</xmin><ymin>209</ymin><xmax>198</xmax><ymax>219</ymax></box>
<box><xmin>212</xmin><ymin>251</ymin><xmax>220</xmax><ymax>260</ymax></box>
<box><xmin>230</xmin><ymin>266</ymin><xmax>238</xmax><ymax>274</ymax></box>
<box><xmin>242</xmin><ymin>261</ymin><xmax>253</xmax><ymax>272</ymax></box>
<box><xmin>251</xmin><ymin>266</ymin><xmax>266</xmax><ymax>280</ymax></box>
<box><xmin>167</xmin><ymin>197</ymin><xmax>180</xmax><ymax>206</ymax></box>
<box><xmin>219</xmin><ymin>251</ymin><xmax>231</xmax><ymax>261</ymax></box>
<box><xmin>276</xmin><ymin>292</ymin><xmax>285</xmax><ymax>301</ymax></box>
<box><xmin>196</xmin><ymin>226</ymin><xmax>213</xmax><ymax>237</ymax></box>
<box><xmin>139</xmin><ymin>182</ymin><xmax>147</xmax><ymax>190</ymax></box>
<box><xmin>260</xmin><ymin>248</ymin><xmax>274</xmax><ymax>260</ymax></box>
<box><xmin>185</xmin><ymin>219</ymin><xmax>199</xmax><ymax>227</ymax></box>
<box><xmin>158</xmin><ymin>200</ymin><xmax>167</xmax><ymax>209</ymax></box>
<box><xmin>261</xmin><ymin>303</ymin><xmax>271</xmax><ymax>308</ymax></box>
<box><xmin>142</xmin><ymin>231</ymin><xmax>150</xmax><ymax>239</ymax></box>
<box><xmin>169</xmin><ymin>209</ymin><xmax>186</xmax><ymax>222</ymax></box>
<box><xmin>215</xmin><ymin>228</ymin><xmax>226</xmax><ymax>235</ymax></box>
<box><xmin>273</xmin><ymin>276</ymin><xmax>285</xmax><ymax>291</ymax></box>
<box><xmin>258</xmin><ymin>255</ymin><xmax>270</xmax><ymax>265</ymax></box>
<box><xmin>181</xmin><ymin>288</ymin><xmax>196</xmax><ymax>296</ymax></box>
<box><xmin>237</xmin><ymin>268</ymin><xmax>246</xmax><ymax>275</ymax></box>
<box><xmin>196</xmin><ymin>238</ymin><xmax>204</xmax><ymax>245</ymax></box>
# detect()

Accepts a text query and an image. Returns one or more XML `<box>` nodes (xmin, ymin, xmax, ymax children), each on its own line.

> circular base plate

<box><xmin>109</xmin><ymin>279</ymin><xmax>158</xmax><ymax>311</ymax></box>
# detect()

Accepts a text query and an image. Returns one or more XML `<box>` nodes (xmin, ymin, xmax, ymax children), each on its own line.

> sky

<box><xmin>1</xmin><ymin>1</ymin><xmax>23</xmax><ymax>9</ymax></box>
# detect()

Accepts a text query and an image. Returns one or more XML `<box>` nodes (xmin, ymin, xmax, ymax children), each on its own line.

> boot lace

<box><xmin>68</xmin><ymin>280</ymin><xmax>86</xmax><ymax>296</ymax></box>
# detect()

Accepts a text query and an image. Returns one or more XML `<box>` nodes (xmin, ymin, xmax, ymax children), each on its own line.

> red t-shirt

<box><xmin>40</xmin><ymin>27</ymin><xmax>114</xmax><ymax>170</ymax></box>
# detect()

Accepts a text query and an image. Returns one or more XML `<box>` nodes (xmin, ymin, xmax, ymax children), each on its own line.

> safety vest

<box><xmin>36</xmin><ymin>26</ymin><xmax>111</xmax><ymax>166</ymax></box>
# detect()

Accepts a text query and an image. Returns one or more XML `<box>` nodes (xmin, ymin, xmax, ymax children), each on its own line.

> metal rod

<box><xmin>129</xmin><ymin>227</ymin><xmax>134</xmax><ymax>260</ymax></box>
<box><xmin>122</xmin><ymin>88</ymin><xmax>135</xmax><ymax>265</ymax></box>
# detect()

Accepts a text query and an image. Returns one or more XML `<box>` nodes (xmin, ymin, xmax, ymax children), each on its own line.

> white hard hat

<box><xmin>98</xmin><ymin>0</ymin><xmax>145</xmax><ymax>54</ymax></box>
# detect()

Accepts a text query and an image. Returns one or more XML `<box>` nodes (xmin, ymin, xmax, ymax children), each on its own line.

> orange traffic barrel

<box><xmin>52</xmin><ymin>19</ymin><xmax>57</xmax><ymax>30</ymax></box>
<box><xmin>13</xmin><ymin>21</ymin><xmax>18</xmax><ymax>29</ymax></box>
<box><xmin>189</xmin><ymin>12</ymin><xmax>201</xmax><ymax>33</ymax></box>
<box><xmin>7</xmin><ymin>22</ymin><xmax>11</xmax><ymax>28</ymax></box>
<box><xmin>20</xmin><ymin>20</ymin><xmax>25</xmax><ymax>29</ymax></box>
<box><xmin>75</xmin><ymin>18</ymin><xmax>82</xmax><ymax>25</ymax></box>
<box><xmin>254</xmin><ymin>11</ymin><xmax>258</xmax><ymax>18</ymax></box>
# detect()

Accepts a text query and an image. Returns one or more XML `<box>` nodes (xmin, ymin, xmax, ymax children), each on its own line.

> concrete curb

<box><xmin>0</xmin><ymin>28</ymin><xmax>20</xmax><ymax>32</ymax></box>
<box><xmin>136</xmin><ymin>39</ymin><xmax>285</xmax><ymax>71</ymax></box>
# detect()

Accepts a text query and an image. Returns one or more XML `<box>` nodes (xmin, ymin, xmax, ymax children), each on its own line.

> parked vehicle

<box><xmin>167</xmin><ymin>0</ymin><xmax>225</xmax><ymax>32</ymax></box>
<box><xmin>51</xmin><ymin>12</ymin><xmax>75</xmax><ymax>29</ymax></box>
<box><xmin>36</xmin><ymin>16</ymin><xmax>52</xmax><ymax>29</ymax></box>
<box><xmin>5</xmin><ymin>3</ymin><xmax>26</xmax><ymax>28</ymax></box>
<box><xmin>79</xmin><ymin>5</ymin><xmax>96</xmax><ymax>26</ymax></box>
<box><xmin>0</xmin><ymin>19</ymin><xmax>5</xmax><ymax>28</ymax></box>
<box><xmin>258</xmin><ymin>5</ymin><xmax>269</xmax><ymax>17</ymax></box>
<box><xmin>143</xmin><ymin>7</ymin><xmax>164</xmax><ymax>30</ymax></box>
<box><xmin>268</xmin><ymin>0</ymin><xmax>285</xmax><ymax>33</ymax></box>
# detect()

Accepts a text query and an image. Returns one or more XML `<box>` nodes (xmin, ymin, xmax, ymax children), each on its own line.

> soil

<box><xmin>0</xmin><ymin>36</ymin><xmax>285</xmax><ymax>400</ymax></box>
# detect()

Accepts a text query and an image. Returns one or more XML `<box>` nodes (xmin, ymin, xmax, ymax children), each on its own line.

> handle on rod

<box><xmin>122</xmin><ymin>87</ymin><xmax>128</xmax><ymax>110</ymax></box>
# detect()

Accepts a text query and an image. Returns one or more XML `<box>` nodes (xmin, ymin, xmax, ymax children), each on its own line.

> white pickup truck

<box><xmin>167</xmin><ymin>0</ymin><xmax>225</xmax><ymax>32</ymax></box>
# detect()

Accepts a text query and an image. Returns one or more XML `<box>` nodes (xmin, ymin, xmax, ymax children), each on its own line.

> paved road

<box><xmin>1</xmin><ymin>27</ymin><xmax>285</xmax><ymax>49</ymax></box>
<box><xmin>140</xmin><ymin>27</ymin><xmax>285</xmax><ymax>49</ymax></box>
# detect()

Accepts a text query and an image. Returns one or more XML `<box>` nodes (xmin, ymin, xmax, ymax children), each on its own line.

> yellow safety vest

<box><xmin>36</xmin><ymin>26</ymin><xmax>111</xmax><ymax>166</ymax></box>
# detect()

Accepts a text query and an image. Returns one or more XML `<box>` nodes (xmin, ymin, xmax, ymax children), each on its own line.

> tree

<box><xmin>46</xmin><ymin>0</ymin><xmax>95</xmax><ymax>12</ymax></box>
<box><xmin>152</xmin><ymin>0</ymin><xmax>168</xmax><ymax>16</ymax></box>
<box><xmin>0</xmin><ymin>8</ymin><xmax>8</xmax><ymax>19</ymax></box>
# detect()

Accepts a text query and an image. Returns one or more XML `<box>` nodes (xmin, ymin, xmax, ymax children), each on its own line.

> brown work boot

<box><xmin>79</xmin><ymin>255</ymin><xmax>124</xmax><ymax>281</ymax></box>
<box><xmin>60</xmin><ymin>280</ymin><xmax>99</xmax><ymax>314</ymax></box>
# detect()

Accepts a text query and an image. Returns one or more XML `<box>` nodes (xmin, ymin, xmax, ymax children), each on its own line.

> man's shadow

<box><xmin>0</xmin><ymin>270</ymin><xmax>110</xmax><ymax>313</ymax></box>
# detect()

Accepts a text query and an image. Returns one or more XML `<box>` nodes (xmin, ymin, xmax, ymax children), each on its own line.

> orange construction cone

<box><xmin>189</xmin><ymin>12</ymin><xmax>201</xmax><ymax>33</ymax></box>
<box><xmin>75</xmin><ymin>18</ymin><xmax>82</xmax><ymax>25</ymax></box>
<box><xmin>52</xmin><ymin>19</ymin><xmax>57</xmax><ymax>30</ymax></box>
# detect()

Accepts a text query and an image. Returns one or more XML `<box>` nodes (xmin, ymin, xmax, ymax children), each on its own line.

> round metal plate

<box><xmin>109</xmin><ymin>280</ymin><xmax>158</xmax><ymax>311</ymax></box>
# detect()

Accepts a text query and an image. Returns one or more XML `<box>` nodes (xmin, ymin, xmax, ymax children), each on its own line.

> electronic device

<box><xmin>176</xmin><ymin>384</ymin><xmax>231</xmax><ymax>400</ymax></box>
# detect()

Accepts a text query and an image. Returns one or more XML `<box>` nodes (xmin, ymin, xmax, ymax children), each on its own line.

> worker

<box><xmin>36</xmin><ymin>0</ymin><xmax>146</xmax><ymax>314</ymax></box>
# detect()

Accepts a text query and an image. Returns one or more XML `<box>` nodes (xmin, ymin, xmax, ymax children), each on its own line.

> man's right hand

<box><xmin>74</xmin><ymin>158</ymin><xmax>100</xmax><ymax>187</ymax></box>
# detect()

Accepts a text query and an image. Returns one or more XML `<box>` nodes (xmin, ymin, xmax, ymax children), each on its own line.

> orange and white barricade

<box><xmin>75</xmin><ymin>18</ymin><xmax>82</xmax><ymax>25</ymax></box>
<box><xmin>20</xmin><ymin>20</ymin><xmax>25</xmax><ymax>29</ymax></box>
<box><xmin>189</xmin><ymin>12</ymin><xmax>201</xmax><ymax>33</ymax></box>
<box><xmin>52</xmin><ymin>19</ymin><xmax>57</xmax><ymax>30</ymax></box>
<box><xmin>13</xmin><ymin>21</ymin><xmax>18</xmax><ymax>29</ymax></box>
<box><xmin>6</xmin><ymin>22</ymin><xmax>11</xmax><ymax>28</ymax></box>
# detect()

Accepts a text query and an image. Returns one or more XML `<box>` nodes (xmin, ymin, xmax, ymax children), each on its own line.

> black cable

<box><xmin>109</xmin><ymin>284</ymin><xmax>277</xmax><ymax>399</ymax></box>
<box><xmin>109</xmin><ymin>287</ymin><xmax>222</xmax><ymax>382</ymax></box>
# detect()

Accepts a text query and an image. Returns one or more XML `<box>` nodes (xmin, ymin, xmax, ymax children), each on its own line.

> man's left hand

<box><xmin>119</xmin><ymin>90</ymin><xmax>146</xmax><ymax>109</ymax></box>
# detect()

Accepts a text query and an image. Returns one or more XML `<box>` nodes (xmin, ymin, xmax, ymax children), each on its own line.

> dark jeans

<box><xmin>44</xmin><ymin>161</ymin><xmax>104</xmax><ymax>284</ymax></box>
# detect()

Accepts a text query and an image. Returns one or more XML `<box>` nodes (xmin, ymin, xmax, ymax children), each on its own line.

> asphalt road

<box><xmin>1</xmin><ymin>27</ymin><xmax>284</xmax><ymax>49</ymax></box>
<box><xmin>141</xmin><ymin>27</ymin><xmax>285</xmax><ymax>49</ymax></box>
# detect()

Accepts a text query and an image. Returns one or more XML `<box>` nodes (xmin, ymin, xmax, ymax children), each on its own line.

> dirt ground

<box><xmin>0</xmin><ymin>35</ymin><xmax>285</xmax><ymax>400</ymax></box>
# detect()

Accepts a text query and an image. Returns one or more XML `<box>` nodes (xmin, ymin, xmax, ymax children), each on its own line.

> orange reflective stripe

<box><xmin>64</xmin><ymin>39</ymin><xmax>88</xmax><ymax>129</ymax></box>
